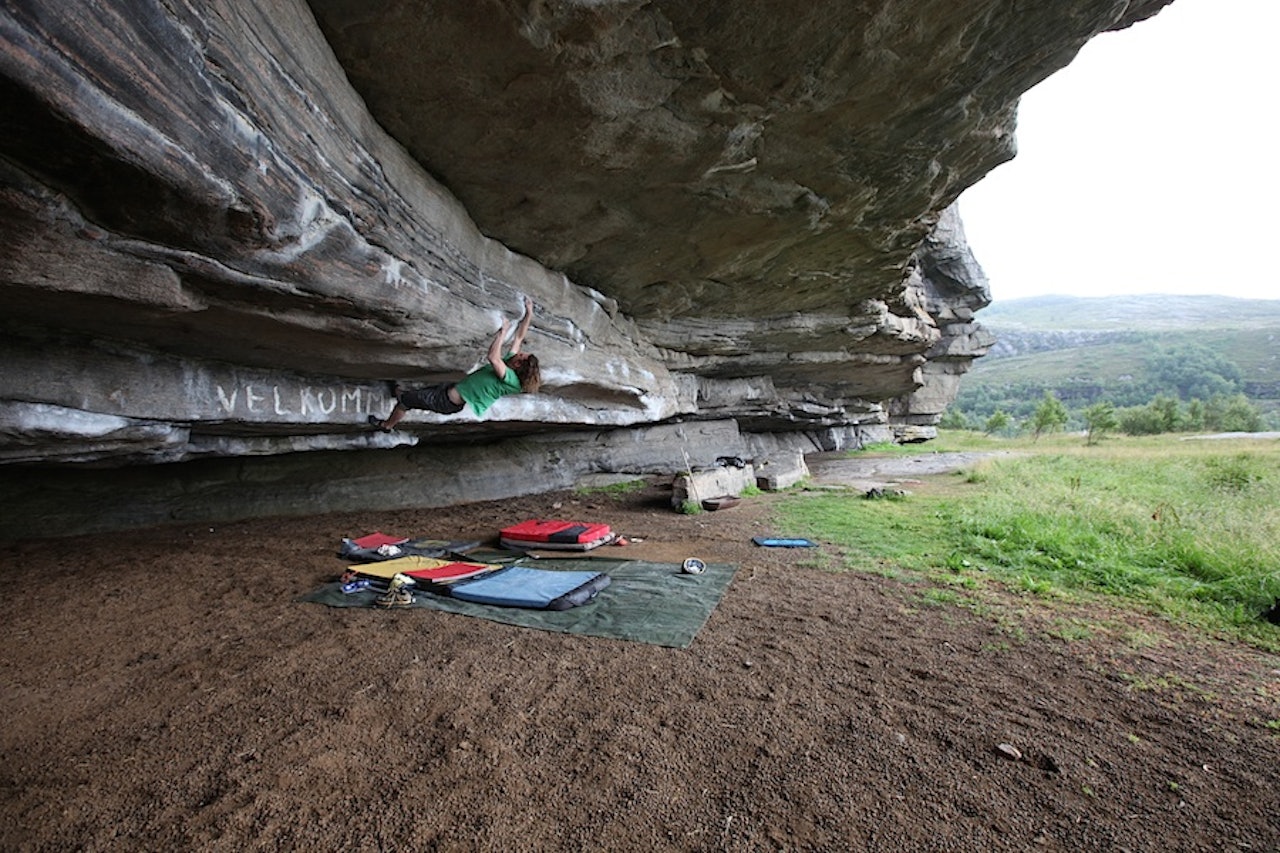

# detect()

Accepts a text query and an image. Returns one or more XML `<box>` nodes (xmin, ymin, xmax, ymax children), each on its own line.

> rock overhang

<box><xmin>0</xmin><ymin>0</ymin><xmax>1174</xmax><ymax>529</ymax></box>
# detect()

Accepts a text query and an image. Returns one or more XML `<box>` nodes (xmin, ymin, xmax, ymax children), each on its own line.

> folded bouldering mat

<box><xmin>300</xmin><ymin>558</ymin><xmax>737</xmax><ymax>649</ymax></box>
<box><xmin>499</xmin><ymin>519</ymin><xmax>616</xmax><ymax>551</ymax></box>
<box><xmin>349</xmin><ymin>531</ymin><xmax>405</xmax><ymax>549</ymax></box>
<box><xmin>340</xmin><ymin>532</ymin><xmax>482</xmax><ymax>562</ymax></box>
<box><xmin>343</xmin><ymin>555</ymin><xmax>502</xmax><ymax>586</ymax></box>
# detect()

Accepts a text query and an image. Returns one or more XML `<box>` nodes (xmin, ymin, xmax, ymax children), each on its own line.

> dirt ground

<box><xmin>2</xmin><ymin>467</ymin><xmax>1278</xmax><ymax>852</ymax></box>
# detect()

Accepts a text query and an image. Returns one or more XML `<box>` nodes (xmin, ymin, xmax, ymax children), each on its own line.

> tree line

<box><xmin>946</xmin><ymin>342</ymin><xmax>1269</xmax><ymax>440</ymax></box>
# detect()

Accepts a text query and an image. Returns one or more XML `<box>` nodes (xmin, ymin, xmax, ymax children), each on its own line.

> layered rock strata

<box><xmin>0</xmin><ymin>0</ymin><xmax>1170</xmax><ymax>532</ymax></box>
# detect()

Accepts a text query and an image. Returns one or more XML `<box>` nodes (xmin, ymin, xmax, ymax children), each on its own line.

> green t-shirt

<box><xmin>454</xmin><ymin>354</ymin><xmax>522</xmax><ymax>417</ymax></box>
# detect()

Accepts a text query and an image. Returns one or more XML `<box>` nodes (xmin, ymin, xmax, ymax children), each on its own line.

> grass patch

<box><xmin>575</xmin><ymin>478</ymin><xmax>647</xmax><ymax>497</ymax></box>
<box><xmin>1045</xmin><ymin>619</ymin><xmax>1096</xmax><ymax>642</ymax></box>
<box><xmin>779</xmin><ymin>435</ymin><xmax>1280</xmax><ymax>650</ymax></box>
<box><xmin>917</xmin><ymin>587</ymin><xmax>963</xmax><ymax>607</ymax></box>
<box><xmin>849</xmin><ymin>441</ymin><xmax>921</xmax><ymax>456</ymax></box>
<box><xmin>1117</xmin><ymin>672</ymin><xmax>1218</xmax><ymax>701</ymax></box>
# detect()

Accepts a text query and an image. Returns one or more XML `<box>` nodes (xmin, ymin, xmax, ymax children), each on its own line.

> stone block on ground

<box><xmin>754</xmin><ymin>450</ymin><xmax>809</xmax><ymax>491</ymax></box>
<box><xmin>671</xmin><ymin>465</ymin><xmax>755</xmax><ymax>510</ymax></box>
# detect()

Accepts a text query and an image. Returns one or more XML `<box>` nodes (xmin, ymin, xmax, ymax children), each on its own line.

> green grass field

<box><xmin>777</xmin><ymin>433</ymin><xmax>1280</xmax><ymax>650</ymax></box>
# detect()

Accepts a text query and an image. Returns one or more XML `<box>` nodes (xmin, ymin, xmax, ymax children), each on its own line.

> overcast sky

<box><xmin>957</xmin><ymin>0</ymin><xmax>1278</xmax><ymax>303</ymax></box>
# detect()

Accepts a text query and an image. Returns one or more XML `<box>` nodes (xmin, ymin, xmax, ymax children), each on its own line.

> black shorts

<box><xmin>399</xmin><ymin>383</ymin><xmax>465</xmax><ymax>415</ymax></box>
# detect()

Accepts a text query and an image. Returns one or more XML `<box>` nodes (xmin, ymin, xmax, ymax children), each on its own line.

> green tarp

<box><xmin>300</xmin><ymin>557</ymin><xmax>737</xmax><ymax>649</ymax></box>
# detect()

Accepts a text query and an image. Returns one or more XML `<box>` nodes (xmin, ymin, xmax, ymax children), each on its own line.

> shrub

<box><xmin>1082</xmin><ymin>401</ymin><xmax>1118</xmax><ymax>445</ymax></box>
<box><xmin>1031</xmin><ymin>391</ymin><xmax>1068</xmax><ymax>441</ymax></box>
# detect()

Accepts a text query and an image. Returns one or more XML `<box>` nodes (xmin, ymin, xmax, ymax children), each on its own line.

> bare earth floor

<box><xmin>2</xmin><ymin>470</ymin><xmax>1278</xmax><ymax>851</ymax></box>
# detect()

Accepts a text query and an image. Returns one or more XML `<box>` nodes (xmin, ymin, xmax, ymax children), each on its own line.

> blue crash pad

<box><xmin>446</xmin><ymin>566</ymin><xmax>611</xmax><ymax>610</ymax></box>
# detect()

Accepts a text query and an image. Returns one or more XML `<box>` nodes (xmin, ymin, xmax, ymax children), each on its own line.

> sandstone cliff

<box><xmin>0</xmin><ymin>0</ymin><xmax>1171</xmax><ymax>532</ymax></box>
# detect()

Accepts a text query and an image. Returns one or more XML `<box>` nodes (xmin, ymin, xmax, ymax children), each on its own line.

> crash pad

<box><xmin>343</xmin><ymin>556</ymin><xmax>502</xmax><ymax>586</ymax></box>
<box><xmin>345</xmin><ymin>555</ymin><xmax>454</xmax><ymax>580</ymax></box>
<box><xmin>349</xmin><ymin>531</ymin><xmax>406</xmax><ymax>549</ymax></box>
<box><xmin>340</xmin><ymin>533</ymin><xmax>482</xmax><ymax>562</ymax></box>
<box><xmin>499</xmin><ymin>519</ymin><xmax>615</xmax><ymax>551</ymax></box>
<box><xmin>446</xmin><ymin>566</ymin><xmax>610</xmax><ymax>610</ymax></box>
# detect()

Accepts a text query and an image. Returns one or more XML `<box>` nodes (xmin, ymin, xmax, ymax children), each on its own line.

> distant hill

<box><xmin>978</xmin><ymin>294</ymin><xmax>1280</xmax><ymax>332</ymax></box>
<box><xmin>954</xmin><ymin>294</ymin><xmax>1280</xmax><ymax>429</ymax></box>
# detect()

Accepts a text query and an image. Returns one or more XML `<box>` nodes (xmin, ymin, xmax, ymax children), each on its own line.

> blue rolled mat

<box><xmin>752</xmin><ymin>536</ymin><xmax>817</xmax><ymax>547</ymax></box>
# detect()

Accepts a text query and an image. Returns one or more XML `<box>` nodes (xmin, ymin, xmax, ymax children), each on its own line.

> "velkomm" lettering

<box><xmin>214</xmin><ymin>384</ymin><xmax>383</xmax><ymax>418</ymax></box>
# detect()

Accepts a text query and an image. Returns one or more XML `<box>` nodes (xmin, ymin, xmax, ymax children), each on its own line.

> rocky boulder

<box><xmin>0</xmin><ymin>0</ymin><xmax>1171</xmax><ymax>532</ymax></box>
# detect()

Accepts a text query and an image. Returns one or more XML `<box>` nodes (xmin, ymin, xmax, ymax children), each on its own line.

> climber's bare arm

<box><xmin>509</xmin><ymin>296</ymin><xmax>534</xmax><ymax>355</ymax></box>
